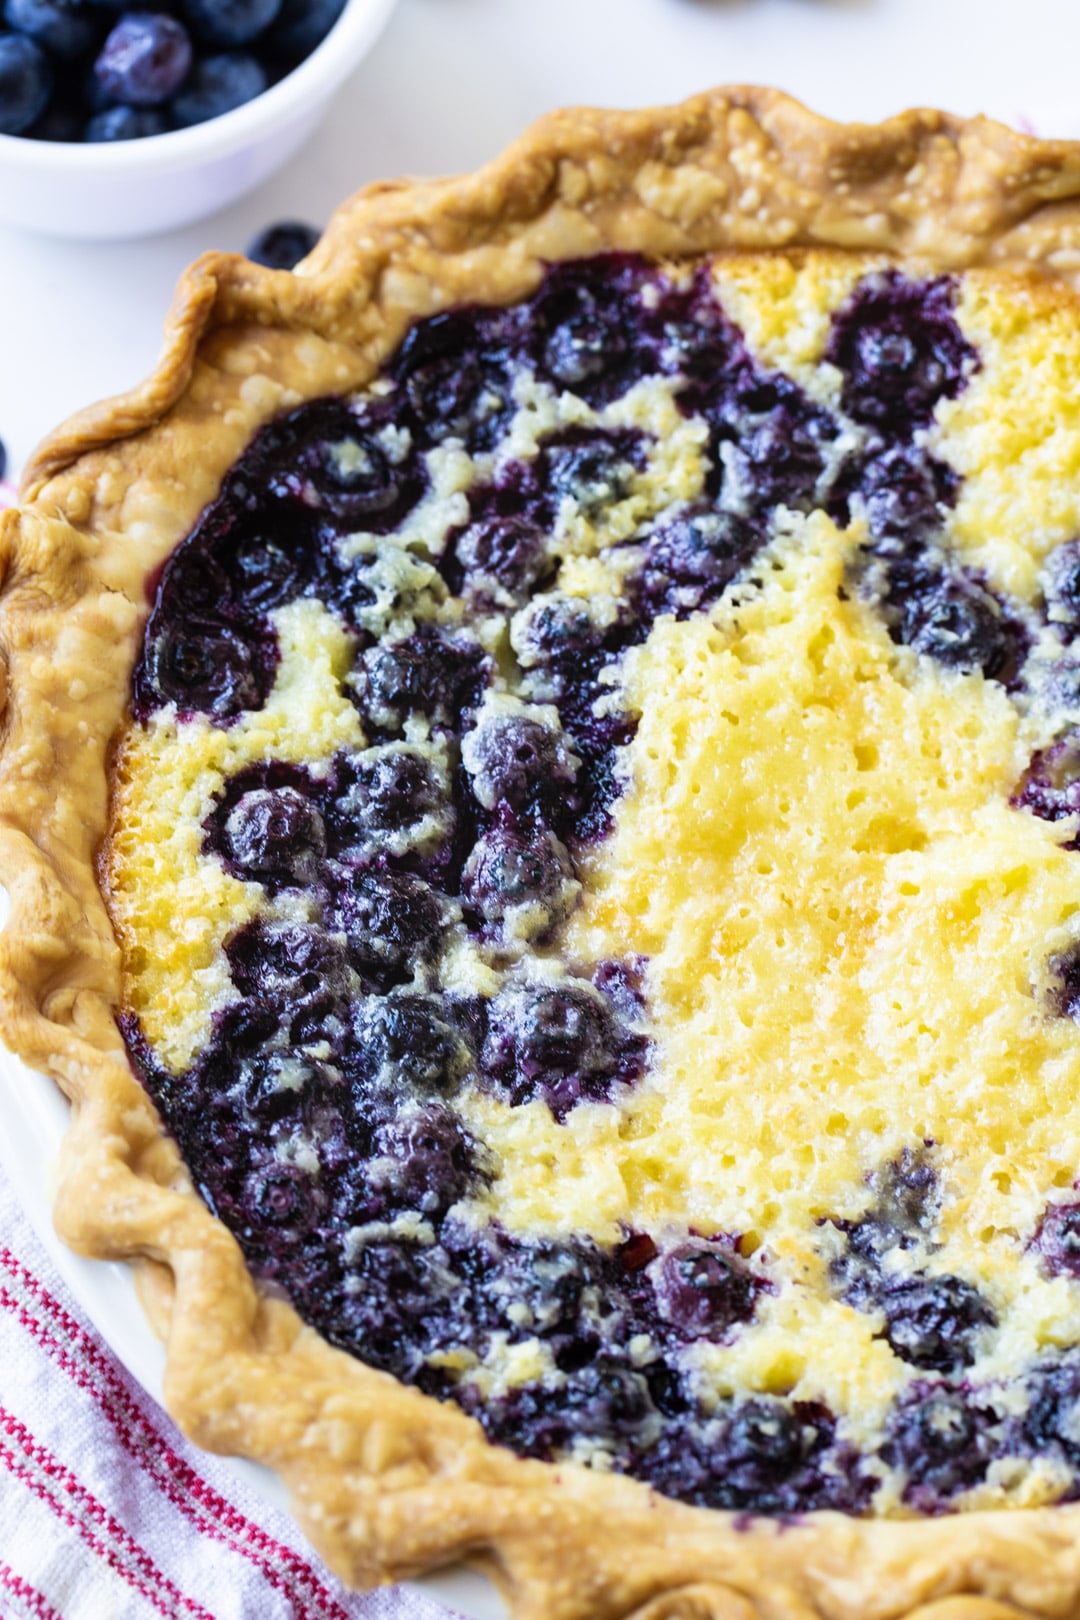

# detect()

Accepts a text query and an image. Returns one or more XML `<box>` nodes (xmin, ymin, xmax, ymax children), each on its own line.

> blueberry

<box><xmin>635</xmin><ymin>506</ymin><xmax>762</xmax><ymax>623</ymax></box>
<box><xmin>883</xmin><ymin>1385</ymin><xmax>995</xmax><ymax>1509</ymax></box>
<box><xmin>840</xmin><ymin>1147</ymin><xmax>940</xmax><ymax>1275</ymax></box>
<box><xmin>717</xmin><ymin>392</ymin><xmax>836</xmax><ymax>517</ymax></box>
<box><xmin>527</xmin><ymin>257</ymin><xmax>659</xmax><ymax>407</ymax></box>
<box><xmin>213</xmin><ymin>522</ymin><xmax>310</xmax><ymax>611</ymax></box>
<box><xmin>878</xmin><ymin>1274</ymin><xmax>995</xmax><ymax>1372</ymax></box>
<box><xmin>246</xmin><ymin>220</ymin><xmax>320</xmax><ymax>270</ymax></box>
<box><xmin>879</xmin><ymin>553</ymin><xmax>1027</xmax><ymax>684</ymax></box>
<box><xmin>243</xmin><ymin>1163</ymin><xmax>313</xmax><ymax>1228</ymax></box>
<box><xmin>652</xmin><ymin>1241</ymin><xmax>760</xmax><ymax>1341</ymax></box>
<box><xmin>227</xmin><ymin>921</ymin><xmax>353</xmax><ymax>1009</ymax></box>
<box><xmin>86</xmin><ymin>104</ymin><xmax>165</xmax><ymax>139</ymax></box>
<box><xmin>95</xmin><ymin>13</ymin><xmax>192</xmax><ymax>107</ymax></box>
<box><xmin>462</xmin><ymin>825</ymin><xmax>576</xmax><ymax>937</ymax></box>
<box><xmin>1044</xmin><ymin>541</ymin><xmax>1080</xmax><ymax>629</ymax></box>
<box><xmin>1022</xmin><ymin>1351</ymin><xmax>1080</xmax><ymax>1476</ymax></box>
<box><xmin>563</xmin><ymin>1360</ymin><xmax>652</xmax><ymax>1435</ymax></box>
<box><xmin>26</xmin><ymin>99</ymin><xmax>83</xmax><ymax>140</ymax></box>
<box><xmin>328</xmin><ymin>866</ymin><xmax>450</xmax><ymax>988</ymax></box>
<box><xmin>265</xmin><ymin>0</ymin><xmax>344</xmax><ymax>59</ymax></box>
<box><xmin>392</xmin><ymin>307</ymin><xmax>519</xmax><ymax>452</ymax></box>
<box><xmin>222</xmin><ymin>786</ymin><xmax>326</xmax><ymax>884</ymax></box>
<box><xmin>351</xmin><ymin>628</ymin><xmax>488</xmax><ymax>736</ymax></box>
<box><xmin>480</xmin><ymin>982</ymin><xmax>627</xmax><ymax>1116</ymax></box>
<box><xmin>1014</xmin><ymin>740</ymin><xmax>1080</xmax><ymax>845</ymax></box>
<box><xmin>183</xmin><ymin>0</ymin><xmax>281</xmax><ymax>48</ymax></box>
<box><xmin>837</xmin><ymin>444</ymin><xmax>958</xmax><ymax>543</ymax></box>
<box><xmin>352</xmin><ymin>994</ymin><xmax>465</xmax><ymax>1095</ymax></box>
<box><xmin>539</xmin><ymin>429</ymin><xmax>641</xmax><ymax>518</ymax></box>
<box><xmin>453</xmin><ymin>513</ymin><xmax>551</xmax><ymax>606</ymax></box>
<box><xmin>171</xmin><ymin>50</ymin><xmax>265</xmax><ymax>126</ymax></box>
<box><xmin>827</xmin><ymin>270</ymin><xmax>977</xmax><ymax>433</ymax></box>
<box><xmin>332</xmin><ymin>747</ymin><xmax>451</xmax><ymax>854</ymax></box>
<box><xmin>4</xmin><ymin>0</ymin><xmax>98</xmax><ymax>60</ymax></box>
<box><xmin>0</xmin><ymin>33</ymin><xmax>52</xmax><ymax>133</ymax></box>
<box><xmin>462</xmin><ymin>711</ymin><xmax>579</xmax><ymax>814</ymax></box>
<box><xmin>256</xmin><ymin>401</ymin><xmax>424</xmax><ymax>530</ymax></box>
<box><xmin>138</xmin><ymin>619</ymin><xmax>272</xmax><ymax>720</ymax></box>
<box><xmin>368</xmin><ymin>1106</ymin><xmax>477</xmax><ymax>1216</ymax></box>
<box><xmin>1036</xmin><ymin>1202</ymin><xmax>1080</xmax><ymax>1278</ymax></box>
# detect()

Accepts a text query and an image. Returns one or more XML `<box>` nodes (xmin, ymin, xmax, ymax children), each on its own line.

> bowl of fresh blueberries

<box><xmin>0</xmin><ymin>0</ymin><xmax>398</xmax><ymax>236</ymax></box>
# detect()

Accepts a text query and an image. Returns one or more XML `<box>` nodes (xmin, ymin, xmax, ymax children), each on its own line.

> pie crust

<box><xmin>8</xmin><ymin>87</ymin><xmax>1080</xmax><ymax>1619</ymax></box>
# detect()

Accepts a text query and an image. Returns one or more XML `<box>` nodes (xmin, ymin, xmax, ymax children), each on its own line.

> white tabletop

<box><xmin>3</xmin><ymin>0</ymin><xmax>1080</xmax><ymax>478</ymax></box>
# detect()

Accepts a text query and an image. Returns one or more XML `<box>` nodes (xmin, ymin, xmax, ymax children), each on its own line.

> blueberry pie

<box><xmin>12</xmin><ymin>88</ymin><xmax>1080</xmax><ymax>1619</ymax></box>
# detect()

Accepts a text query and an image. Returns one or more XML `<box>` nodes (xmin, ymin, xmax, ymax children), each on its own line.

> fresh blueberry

<box><xmin>171</xmin><ymin>49</ymin><xmax>264</xmax><ymax>126</ymax></box>
<box><xmin>222</xmin><ymin>786</ymin><xmax>326</xmax><ymax>885</ymax></box>
<box><xmin>265</xmin><ymin>0</ymin><xmax>344</xmax><ymax>59</ymax></box>
<box><xmin>827</xmin><ymin>270</ymin><xmax>977</xmax><ymax>433</ymax></box>
<box><xmin>26</xmin><ymin>98</ymin><xmax>83</xmax><ymax>140</ymax></box>
<box><xmin>183</xmin><ymin>0</ymin><xmax>281</xmax><ymax>48</ymax></box>
<box><xmin>95</xmin><ymin>13</ymin><xmax>192</xmax><ymax>107</ymax></box>
<box><xmin>4</xmin><ymin>0</ymin><xmax>98</xmax><ymax>60</ymax></box>
<box><xmin>877</xmin><ymin>1274</ymin><xmax>995</xmax><ymax>1372</ymax></box>
<box><xmin>0</xmin><ymin>33</ymin><xmax>52</xmax><ymax>133</ymax></box>
<box><xmin>86</xmin><ymin>103</ymin><xmax>165</xmax><ymax>139</ymax></box>
<box><xmin>246</xmin><ymin>219</ymin><xmax>320</xmax><ymax>270</ymax></box>
<box><xmin>651</xmin><ymin>1241</ymin><xmax>760</xmax><ymax>1342</ymax></box>
<box><xmin>328</xmin><ymin>865</ymin><xmax>450</xmax><ymax>988</ymax></box>
<box><xmin>462</xmin><ymin>712</ymin><xmax>579</xmax><ymax>815</ymax></box>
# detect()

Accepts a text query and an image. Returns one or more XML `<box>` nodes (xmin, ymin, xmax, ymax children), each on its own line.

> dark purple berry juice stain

<box><xmin>118</xmin><ymin>254</ymin><xmax>1057</xmax><ymax>1514</ymax></box>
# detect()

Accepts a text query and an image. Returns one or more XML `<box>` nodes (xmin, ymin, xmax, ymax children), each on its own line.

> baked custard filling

<box><xmin>106</xmin><ymin>249</ymin><xmax>1080</xmax><ymax>1517</ymax></box>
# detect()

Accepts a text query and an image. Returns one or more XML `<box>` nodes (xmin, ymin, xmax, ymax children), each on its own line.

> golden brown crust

<box><xmin>9</xmin><ymin>86</ymin><xmax>1080</xmax><ymax>1620</ymax></box>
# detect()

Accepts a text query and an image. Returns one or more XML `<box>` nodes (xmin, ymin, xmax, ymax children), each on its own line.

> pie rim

<box><xmin>6</xmin><ymin>85</ymin><xmax>1080</xmax><ymax>1620</ymax></box>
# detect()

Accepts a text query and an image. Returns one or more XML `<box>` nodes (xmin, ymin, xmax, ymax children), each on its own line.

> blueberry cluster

<box><xmin>0</xmin><ymin>0</ymin><xmax>344</xmax><ymax>140</ymax></box>
<box><xmin>120</xmin><ymin>254</ymin><xmax>1080</xmax><ymax>1514</ymax></box>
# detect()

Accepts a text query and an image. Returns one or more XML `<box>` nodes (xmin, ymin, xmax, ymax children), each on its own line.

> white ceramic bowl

<box><xmin>0</xmin><ymin>0</ymin><xmax>398</xmax><ymax>239</ymax></box>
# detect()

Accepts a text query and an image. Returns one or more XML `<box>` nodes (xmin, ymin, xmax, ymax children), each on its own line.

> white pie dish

<box><xmin>0</xmin><ymin>0</ymin><xmax>398</xmax><ymax>239</ymax></box>
<box><xmin>0</xmin><ymin>1036</ymin><xmax>506</xmax><ymax>1620</ymax></box>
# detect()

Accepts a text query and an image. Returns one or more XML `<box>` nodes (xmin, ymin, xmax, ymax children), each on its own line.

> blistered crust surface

<box><xmin>9</xmin><ymin>86</ymin><xmax>1080</xmax><ymax>1619</ymax></box>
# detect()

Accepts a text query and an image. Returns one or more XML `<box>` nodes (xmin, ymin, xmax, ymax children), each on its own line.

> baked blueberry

<box><xmin>651</xmin><ymin>1240</ymin><xmax>761</xmax><ymax>1341</ymax></box>
<box><xmin>462</xmin><ymin>707</ymin><xmax>579</xmax><ymax>815</ymax></box>
<box><xmin>883</xmin><ymin>1385</ymin><xmax>999</xmax><ymax>1510</ymax></box>
<box><xmin>827</xmin><ymin>270</ymin><xmax>977</xmax><ymax>433</ymax></box>
<box><xmin>328</xmin><ymin>865</ymin><xmax>451</xmax><ymax>988</ymax></box>
<box><xmin>222</xmin><ymin>786</ymin><xmax>326</xmax><ymax>886</ymax></box>
<box><xmin>137</xmin><ymin>618</ymin><xmax>274</xmax><ymax>721</ymax></box>
<box><xmin>877</xmin><ymin>1274</ymin><xmax>996</xmax><ymax>1373</ymax></box>
<box><xmin>462</xmin><ymin>825</ymin><xmax>578</xmax><ymax>940</ymax></box>
<box><xmin>1035</xmin><ymin>1201</ymin><xmax>1080</xmax><ymax>1278</ymax></box>
<box><xmin>351</xmin><ymin>628</ymin><xmax>488</xmax><ymax>735</ymax></box>
<box><xmin>352</xmin><ymin>994</ymin><xmax>466</xmax><ymax>1096</ymax></box>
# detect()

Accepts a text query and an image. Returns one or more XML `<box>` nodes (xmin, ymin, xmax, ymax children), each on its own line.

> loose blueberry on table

<box><xmin>0</xmin><ymin>0</ymin><xmax>345</xmax><ymax>139</ymax></box>
<box><xmin>113</xmin><ymin>249</ymin><xmax>1080</xmax><ymax>1518</ymax></box>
